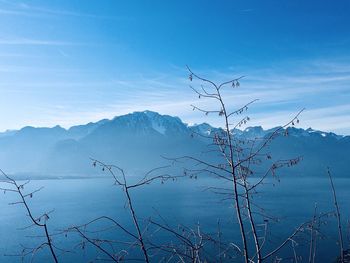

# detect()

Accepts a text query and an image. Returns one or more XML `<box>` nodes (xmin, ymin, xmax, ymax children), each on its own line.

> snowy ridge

<box><xmin>0</xmin><ymin>110</ymin><xmax>349</xmax><ymax>177</ymax></box>
<box><xmin>1</xmin><ymin>111</ymin><xmax>347</xmax><ymax>140</ymax></box>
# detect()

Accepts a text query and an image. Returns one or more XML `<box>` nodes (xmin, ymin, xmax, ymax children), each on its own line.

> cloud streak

<box><xmin>0</xmin><ymin>1</ymin><xmax>126</xmax><ymax>20</ymax></box>
<box><xmin>0</xmin><ymin>38</ymin><xmax>83</xmax><ymax>46</ymax></box>
<box><xmin>1</xmin><ymin>57</ymin><xmax>349</xmax><ymax>134</ymax></box>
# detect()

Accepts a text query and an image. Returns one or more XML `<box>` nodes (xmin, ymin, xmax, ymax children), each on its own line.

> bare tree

<box><xmin>63</xmin><ymin>159</ymin><xmax>208</xmax><ymax>262</ymax></box>
<box><xmin>0</xmin><ymin>169</ymin><xmax>58</xmax><ymax>263</ymax></box>
<box><xmin>327</xmin><ymin>168</ymin><xmax>345</xmax><ymax>262</ymax></box>
<box><xmin>179</xmin><ymin>66</ymin><xmax>306</xmax><ymax>263</ymax></box>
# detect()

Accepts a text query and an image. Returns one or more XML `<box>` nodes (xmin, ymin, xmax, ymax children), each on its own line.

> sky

<box><xmin>0</xmin><ymin>0</ymin><xmax>350</xmax><ymax>134</ymax></box>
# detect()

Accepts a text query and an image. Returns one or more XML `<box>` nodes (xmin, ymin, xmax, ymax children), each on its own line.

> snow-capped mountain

<box><xmin>0</xmin><ymin>111</ymin><xmax>348</xmax><ymax>178</ymax></box>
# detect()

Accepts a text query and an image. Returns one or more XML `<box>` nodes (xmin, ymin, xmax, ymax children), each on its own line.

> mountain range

<box><xmin>0</xmin><ymin>110</ymin><xmax>349</xmax><ymax>179</ymax></box>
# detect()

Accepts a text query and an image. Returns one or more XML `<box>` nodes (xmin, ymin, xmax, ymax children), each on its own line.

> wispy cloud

<box><xmin>0</xmin><ymin>8</ymin><xmax>28</xmax><ymax>16</ymax></box>
<box><xmin>0</xmin><ymin>38</ymin><xmax>81</xmax><ymax>46</ymax></box>
<box><xmin>0</xmin><ymin>1</ymin><xmax>129</xmax><ymax>20</ymax></box>
<box><xmin>246</xmin><ymin>104</ymin><xmax>350</xmax><ymax>135</ymax></box>
<box><xmin>0</xmin><ymin>53</ymin><xmax>44</xmax><ymax>58</ymax></box>
<box><xmin>1</xmin><ymin>58</ymin><xmax>350</xmax><ymax>134</ymax></box>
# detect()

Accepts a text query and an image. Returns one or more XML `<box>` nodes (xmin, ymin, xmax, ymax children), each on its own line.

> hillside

<box><xmin>0</xmin><ymin>111</ymin><xmax>348</xmax><ymax>178</ymax></box>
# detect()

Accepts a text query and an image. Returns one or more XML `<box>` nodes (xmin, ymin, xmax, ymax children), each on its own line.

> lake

<box><xmin>0</xmin><ymin>175</ymin><xmax>349</xmax><ymax>262</ymax></box>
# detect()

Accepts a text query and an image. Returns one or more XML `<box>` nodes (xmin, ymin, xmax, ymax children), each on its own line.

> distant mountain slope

<box><xmin>0</xmin><ymin>111</ymin><xmax>348</xmax><ymax>178</ymax></box>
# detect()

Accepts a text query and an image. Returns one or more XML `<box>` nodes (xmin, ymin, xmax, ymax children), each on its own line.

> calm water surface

<box><xmin>0</xmin><ymin>176</ymin><xmax>349</xmax><ymax>262</ymax></box>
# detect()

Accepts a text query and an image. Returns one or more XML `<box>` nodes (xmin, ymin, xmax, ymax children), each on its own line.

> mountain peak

<box><xmin>107</xmin><ymin>110</ymin><xmax>187</xmax><ymax>135</ymax></box>
<box><xmin>0</xmin><ymin>111</ymin><xmax>349</xmax><ymax>177</ymax></box>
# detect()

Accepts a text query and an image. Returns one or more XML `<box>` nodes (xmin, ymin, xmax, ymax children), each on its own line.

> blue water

<box><xmin>0</xmin><ymin>176</ymin><xmax>349</xmax><ymax>262</ymax></box>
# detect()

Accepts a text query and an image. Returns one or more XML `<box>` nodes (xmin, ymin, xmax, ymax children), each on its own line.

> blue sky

<box><xmin>0</xmin><ymin>0</ymin><xmax>350</xmax><ymax>134</ymax></box>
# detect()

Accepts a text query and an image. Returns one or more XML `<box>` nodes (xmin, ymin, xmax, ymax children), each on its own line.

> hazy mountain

<box><xmin>0</xmin><ymin>111</ymin><xmax>348</xmax><ymax>178</ymax></box>
<box><xmin>67</xmin><ymin>119</ymin><xmax>109</xmax><ymax>139</ymax></box>
<box><xmin>0</xmin><ymin>130</ymin><xmax>17</xmax><ymax>138</ymax></box>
